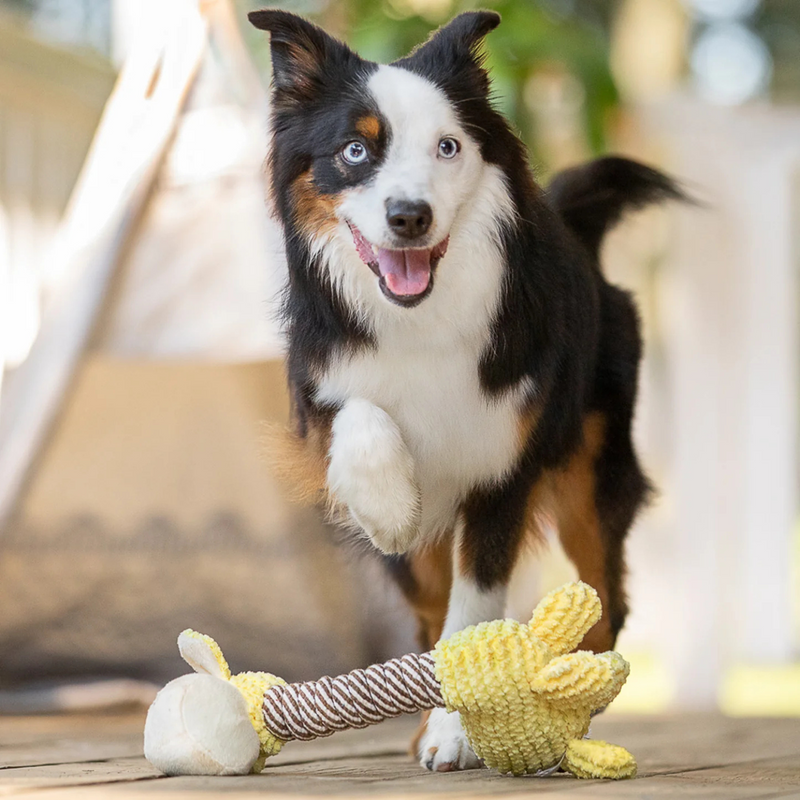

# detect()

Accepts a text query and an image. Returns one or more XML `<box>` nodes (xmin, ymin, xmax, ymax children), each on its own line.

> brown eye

<box><xmin>438</xmin><ymin>137</ymin><xmax>460</xmax><ymax>159</ymax></box>
<box><xmin>342</xmin><ymin>141</ymin><xmax>368</xmax><ymax>165</ymax></box>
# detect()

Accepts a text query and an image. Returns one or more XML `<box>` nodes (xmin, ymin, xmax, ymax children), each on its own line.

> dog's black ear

<box><xmin>248</xmin><ymin>9</ymin><xmax>360</xmax><ymax>100</ymax></box>
<box><xmin>395</xmin><ymin>11</ymin><xmax>500</xmax><ymax>93</ymax></box>
<box><xmin>417</xmin><ymin>11</ymin><xmax>500</xmax><ymax>57</ymax></box>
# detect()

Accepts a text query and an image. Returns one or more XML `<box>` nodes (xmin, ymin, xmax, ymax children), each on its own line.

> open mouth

<box><xmin>348</xmin><ymin>223</ymin><xmax>449</xmax><ymax>307</ymax></box>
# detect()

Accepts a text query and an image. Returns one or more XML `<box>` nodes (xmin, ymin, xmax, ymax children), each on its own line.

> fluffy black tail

<box><xmin>547</xmin><ymin>156</ymin><xmax>689</xmax><ymax>261</ymax></box>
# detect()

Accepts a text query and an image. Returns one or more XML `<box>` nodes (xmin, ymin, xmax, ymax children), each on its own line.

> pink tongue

<box><xmin>376</xmin><ymin>249</ymin><xmax>431</xmax><ymax>296</ymax></box>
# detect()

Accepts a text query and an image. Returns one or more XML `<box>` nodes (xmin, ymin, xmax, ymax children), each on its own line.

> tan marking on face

<box><xmin>355</xmin><ymin>115</ymin><xmax>381</xmax><ymax>140</ymax></box>
<box><xmin>291</xmin><ymin>170</ymin><xmax>340</xmax><ymax>237</ymax></box>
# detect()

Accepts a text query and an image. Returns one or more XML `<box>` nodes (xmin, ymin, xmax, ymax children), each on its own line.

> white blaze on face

<box><xmin>337</xmin><ymin>65</ymin><xmax>485</xmax><ymax>250</ymax></box>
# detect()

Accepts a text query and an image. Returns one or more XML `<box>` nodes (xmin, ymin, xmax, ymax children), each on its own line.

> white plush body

<box><xmin>144</xmin><ymin>674</ymin><xmax>258</xmax><ymax>776</ymax></box>
<box><xmin>143</xmin><ymin>633</ymin><xmax>260</xmax><ymax>776</ymax></box>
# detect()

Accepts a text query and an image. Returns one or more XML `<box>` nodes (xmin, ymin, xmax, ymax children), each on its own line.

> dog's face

<box><xmin>336</xmin><ymin>66</ymin><xmax>483</xmax><ymax>306</ymax></box>
<box><xmin>250</xmin><ymin>10</ymin><xmax>508</xmax><ymax>309</ymax></box>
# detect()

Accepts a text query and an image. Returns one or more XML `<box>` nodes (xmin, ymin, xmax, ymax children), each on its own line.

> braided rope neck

<box><xmin>262</xmin><ymin>652</ymin><xmax>442</xmax><ymax>741</ymax></box>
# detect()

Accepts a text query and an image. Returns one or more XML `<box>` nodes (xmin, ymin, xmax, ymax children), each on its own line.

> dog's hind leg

<box><xmin>551</xmin><ymin>409</ymin><xmax>650</xmax><ymax>653</ymax></box>
<box><xmin>552</xmin><ymin>284</ymin><xmax>652</xmax><ymax>652</ymax></box>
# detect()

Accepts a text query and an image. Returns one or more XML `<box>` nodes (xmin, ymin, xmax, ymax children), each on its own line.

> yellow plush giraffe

<box><xmin>434</xmin><ymin>581</ymin><xmax>635</xmax><ymax>777</ymax></box>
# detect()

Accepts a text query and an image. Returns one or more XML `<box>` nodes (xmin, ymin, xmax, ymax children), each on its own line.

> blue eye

<box><xmin>342</xmin><ymin>141</ymin><xmax>368</xmax><ymax>165</ymax></box>
<box><xmin>438</xmin><ymin>137</ymin><xmax>460</xmax><ymax>159</ymax></box>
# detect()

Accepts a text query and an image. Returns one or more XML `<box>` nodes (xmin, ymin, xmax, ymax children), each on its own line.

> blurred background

<box><xmin>0</xmin><ymin>0</ymin><xmax>798</xmax><ymax>716</ymax></box>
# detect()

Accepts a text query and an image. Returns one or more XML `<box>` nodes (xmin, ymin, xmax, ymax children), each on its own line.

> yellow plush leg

<box><xmin>562</xmin><ymin>739</ymin><xmax>637</xmax><ymax>780</ymax></box>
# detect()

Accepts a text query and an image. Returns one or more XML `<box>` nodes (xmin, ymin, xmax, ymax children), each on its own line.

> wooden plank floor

<box><xmin>1</xmin><ymin>711</ymin><xmax>799</xmax><ymax>798</ymax></box>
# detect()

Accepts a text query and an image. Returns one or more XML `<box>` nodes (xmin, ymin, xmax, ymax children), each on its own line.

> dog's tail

<box><xmin>547</xmin><ymin>156</ymin><xmax>689</xmax><ymax>262</ymax></box>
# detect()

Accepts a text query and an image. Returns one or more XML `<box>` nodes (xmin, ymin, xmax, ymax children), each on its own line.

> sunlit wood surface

<box><xmin>1</xmin><ymin>711</ymin><xmax>799</xmax><ymax>798</ymax></box>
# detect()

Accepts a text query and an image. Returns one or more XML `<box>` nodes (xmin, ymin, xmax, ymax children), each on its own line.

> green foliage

<box><xmin>753</xmin><ymin>0</ymin><xmax>800</xmax><ymax>101</ymax></box>
<box><xmin>239</xmin><ymin>0</ymin><xmax>619</xmax><ymax>161</ymax></box>
<box><xmin>0</xmin><ymin>0</ymin><xmax>38</xmax><ymax>11</ymax></box>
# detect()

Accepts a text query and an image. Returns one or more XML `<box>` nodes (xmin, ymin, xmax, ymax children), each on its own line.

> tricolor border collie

<box><xmin>249</xmin><ymin>8</ymin><xmax>684</xmax><ymax>772</ymax></box>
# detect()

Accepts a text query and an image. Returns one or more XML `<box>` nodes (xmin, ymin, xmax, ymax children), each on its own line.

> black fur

<box><xmin>547</xmin><ymin>156</ymin><xmax>688</xmax><ymax>261</ymax></box>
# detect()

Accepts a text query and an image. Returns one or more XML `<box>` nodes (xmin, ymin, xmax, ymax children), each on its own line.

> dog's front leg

<box><xmin>417</xmin><ymin>562</ymin><xmax>507</xmax><ymax>772</ymax></box>
<box><xmin>418</xmin><ymin>488</ymin><xmax>526</xmax><ymax>772</ymax></box>
<box><xmin>327</xmin><ymin>398</ymin><xmax>420</xmax><ymax>554</ymax></box>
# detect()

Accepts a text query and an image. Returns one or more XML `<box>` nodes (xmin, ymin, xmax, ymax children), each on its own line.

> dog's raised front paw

<box><xmin>417</xmin><ymin>708</ymin><xmax>482</xmax><ymax>772</ymax></box>
<box><xmin>328</xmin><ymin>398</ymin><xmax>420</xmax><ymax>554</ymax></box>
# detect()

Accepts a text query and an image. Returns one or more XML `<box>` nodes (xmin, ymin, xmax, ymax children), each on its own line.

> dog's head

<box><xmin>250</xmin><ymin>9</ymin><xmax>514</xmax><ymax>310</ymax></box>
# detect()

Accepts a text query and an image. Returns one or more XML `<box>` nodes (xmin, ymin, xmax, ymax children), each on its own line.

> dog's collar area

<box><xmin>347</xmin><ymin>222</ymin><xmax>449</xmax><ymax>307</ymax></box>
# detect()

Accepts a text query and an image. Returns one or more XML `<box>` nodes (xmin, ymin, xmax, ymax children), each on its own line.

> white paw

<box><xmin>418</xmin><ymin>708</ymin><xmax>482</xmax><ymax>772</ymax></box>
<box><xmin>327</xmin><ymin>398</ymin><xmax>420</xmax><ymax>554</ymax></box>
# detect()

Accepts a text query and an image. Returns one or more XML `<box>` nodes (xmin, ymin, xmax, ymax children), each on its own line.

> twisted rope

<box><xmin>262</xmin><ymin>652</ymin><xmax>442</xmax><ymax>741</ymax></box>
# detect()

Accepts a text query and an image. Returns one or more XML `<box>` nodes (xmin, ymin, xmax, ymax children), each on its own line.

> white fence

<box><xmin>636</xmin><ymin>97</ymin><xmax>800</xmax><ymax>705</ymax></box>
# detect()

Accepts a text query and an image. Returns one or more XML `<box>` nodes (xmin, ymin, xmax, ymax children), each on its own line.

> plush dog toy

<box><xmin>144</xmin><ymin>582</ymin><xmax>636</xmax><ymax>779</ymax></box>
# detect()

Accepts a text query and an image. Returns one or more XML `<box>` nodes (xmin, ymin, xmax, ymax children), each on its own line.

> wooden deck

<box><xmin>1</xmin><ymin>711</ymin><xmax>799</xmax><ymax>798</ymax></box>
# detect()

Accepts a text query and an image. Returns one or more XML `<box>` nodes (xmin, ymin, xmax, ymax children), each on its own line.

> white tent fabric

<box><xmin>0</xmin><ymin>0</ymin><xmax>287</xmax><ymax>525</ymax></box>
<box><xmin>95</xmin><ymin>61</ymin><xmax>287</xmax><ymax>360</ymax></box>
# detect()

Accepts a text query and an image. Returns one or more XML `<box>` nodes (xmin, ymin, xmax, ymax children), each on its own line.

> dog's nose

<box><xmin>386</xmin><ymin>200</ymin><xmax>432</xmax><ymax>240</ymax></box>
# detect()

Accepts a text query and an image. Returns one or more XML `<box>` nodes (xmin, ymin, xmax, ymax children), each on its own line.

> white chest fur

<box><xmin>318</xmin><ymin>341</ymin><xmax>523</xmax><ymax>537</ymax></box>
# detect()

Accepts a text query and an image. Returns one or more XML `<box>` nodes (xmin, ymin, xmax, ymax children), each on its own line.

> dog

<box><xmin>248</xmin><ymin>8</ymin><xmax>683</xmax><ymax>772</ymax></box>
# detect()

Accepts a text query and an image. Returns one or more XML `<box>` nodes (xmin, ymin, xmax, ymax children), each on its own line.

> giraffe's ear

<box><xmin>248</xmin><ymin>9</ymin><xmax>364</xmax><ymax>103</ymax></box>
<box><xmin>177</xmin><ymin>630</ymin><xmax>231</xmax><ymax>680</ymax></box>
<box><xmin>526</xmin><ymin>582</ymin><xmax>602</xmax><ymax>656</ymax></box>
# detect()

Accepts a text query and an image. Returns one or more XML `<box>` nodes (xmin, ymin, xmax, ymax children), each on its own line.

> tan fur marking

<box><xmin>524</xmin><ymin>412</ymin><xmax>612</xmax><ymax>652</ymax></box>
<box><xmin>291</xmin><ymin>171</ymin><xmax>339</xmax><ymax>237</ymax></box>
<box><xmin>516</xmin><ymin>402</ymin><xmax>541</xmax><ymax>456</ymax></box>
<box><xmin>406</xmin><ymin>539</ymin><xmax>453</xmax><ymax>651</ymax></box>
<box><xmin>546</xmin><ymin>411</ymin><xmax>612</xmax><ymax>653</ymax></box>
<box><xmin>355</xmin><ymin>115</ymin><xmax>380</xmax><ymax>140</ymax></box>
<box><xmin>261</xmin><ymin>420</ymin><xmax>330</xmax><ymax>505</ymax></box>
<box><xmin>411</xmin><ymin>711</ymin><xmax>433</xmax><ymax>759</ymax></box>
<box><xmin>404</xmin><ymin>539</ymin><xmax>452</xmax><ymax>758</ymax></box>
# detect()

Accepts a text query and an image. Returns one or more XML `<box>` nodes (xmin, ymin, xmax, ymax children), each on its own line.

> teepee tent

<box><xmin>0</xmin><ymin>0</ymin><xmax>413</xmax><ymax>695</ymax></box>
